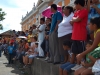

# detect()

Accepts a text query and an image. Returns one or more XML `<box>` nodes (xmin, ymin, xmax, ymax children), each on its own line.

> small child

<box><xmin>8</xmin><ymin>42</ymin><xmax>14</xmax><ymax>64</ymax></box>
<box><xmin>28</xmin><ymin>43</ymin><xmax>39</xmax><ymax>64</ymax></box>
<box><xmin>59</xmin><ymin>40</ymin><xmax>76</xmax><ymax>75</ymax></box>
<box><xmin>45</xmin><ymin>23</ymin><xmax>51</xmax><ymax>61</ymax></box>
<box><xmin>23</xmin><ymin>36</ymin><xmax>37</xmax><ymax>66</ymax></box>
<box><xmin>74</xmin><ymin>40</ymin><xmax>99</xmax><ymax>75</ymax></box>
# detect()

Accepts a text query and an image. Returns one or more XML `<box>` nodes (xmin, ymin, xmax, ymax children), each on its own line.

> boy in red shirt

<box><xmin>70</xmin><ymin>0</ymin><xmax>88</xmax><ymax>70</ymax></box>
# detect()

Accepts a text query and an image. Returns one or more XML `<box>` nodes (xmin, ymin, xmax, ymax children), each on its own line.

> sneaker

<box><xmin>44</xmin><ymin>57</ymin><xmax>49</xmax><ymax>61</ymax></box>
<box><xmin>74</xmin><ymin>65</ymin><xmax>83</xmax><ymax>71</ymax></box>
<box><xmin>71</xmin><ymin>64</ymin><xmax>82</xmax><ymax>70</ymax></box>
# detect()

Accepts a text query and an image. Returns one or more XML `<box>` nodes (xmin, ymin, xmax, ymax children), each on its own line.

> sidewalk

<box><xmin>0</xmin><ymin>54</ymin><xmax>23</xmax><ymax>75</ymax></box>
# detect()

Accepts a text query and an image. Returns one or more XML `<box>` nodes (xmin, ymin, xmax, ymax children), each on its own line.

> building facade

<box><xmin>21</xmin><ymin>0</ymin><xmax>75</xmax><ymax>31</ymax></box>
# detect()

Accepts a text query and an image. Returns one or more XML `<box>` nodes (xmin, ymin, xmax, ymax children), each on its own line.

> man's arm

<box><xmin>72</xmin><ymin>18</ymin><xmax>82</xmax><ymax>22</ymax></box>
<box><xmin>92</xmin><ymin>5</ymin><xmax>100</xmax><ymax>14</ymax></box>
<box><xmin>86</xmin><ymin>0</ymin><xmax>91</xmax><ymax>12</ymax></box>
<box><xmin>55</xmin><ymin>20</ymin><xmax>61</xmax><ymax>32</ymax></box>
<box><xmin>37</xmin><ymin>28</ymin><xmax>42</xmax><ymax>32</ymax></box>
<box><xmin>37</xmin><ymin>25</ymin><xmax>44</xmax><ymax>32</ymax></box>
<box><xmin>70</xmin><ymin>17</ymin><xmax>82</xmax><ymax>25</ymax></box>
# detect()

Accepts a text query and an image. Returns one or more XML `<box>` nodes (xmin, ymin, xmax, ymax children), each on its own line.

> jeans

<box><xmin>60</xmin><ymin>62</ymin><xmax>76</xmax><ymax>72</ymax></box>
<box><xmin>8</xmin><ymin>53</ymin><xmax>13</xmax><ymax>64</ymax></box>
<box><xmin>0</xmin><ymin>50</ymin><xmax>1</xmax><ymax>57</ymax></box>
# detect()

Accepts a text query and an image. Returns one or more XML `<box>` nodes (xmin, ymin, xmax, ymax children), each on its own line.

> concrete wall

<box><xmin>31</xmin><ymin>58</ymin><xmax>74</xmax><ymax>75</ymax></box>
<box><xmin>31</xmin><ymin>58</ymin><xmax>60</xmax><ymax>75</ymax></box>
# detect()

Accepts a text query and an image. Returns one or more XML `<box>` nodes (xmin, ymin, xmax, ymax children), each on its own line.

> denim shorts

<box><xmin>60</xmin><ymin>62</ymin><xmax>76</xmax><ymax>72</ymax></box>
<box><xmin>28</xmin><ymin>55</ymin><xmax>37</xmax><ymax>59</ymax></box>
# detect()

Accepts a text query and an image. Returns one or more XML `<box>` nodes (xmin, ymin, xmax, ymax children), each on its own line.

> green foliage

<box><xmin>0</xmin><ymin>8</ymin><xmax>6</xmax><ymax>21</ymax></box>
<box><xmin>0</xmin><ymin>8</ymin><xmax>6</xmax><ymax>30</ymax></box>
<box><xmin>0</xmin><ymin>24</ymin><xmax>3</xmax><ymax>30</ymax></box>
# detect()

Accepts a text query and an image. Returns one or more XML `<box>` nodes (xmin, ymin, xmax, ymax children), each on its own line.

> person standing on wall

<box><xmin>48</xmin><ymin>4</ymin><xmax>63</xmax><ymax>64</ymax></box>
<box><xmin>37</xmin><ymin>18</ymin><xmax>46</xmax><ymax>57</ymax></box>
<box><xmin>58</xmin><ymin>6</ymin><xmax>74</xmax><ymax>63</ymax></box>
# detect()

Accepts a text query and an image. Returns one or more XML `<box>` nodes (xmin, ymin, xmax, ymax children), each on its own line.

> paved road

<box><xmin>0</xmin><ymin>54</ymin><xmax>23</xmax><ymax>75</ymax></box>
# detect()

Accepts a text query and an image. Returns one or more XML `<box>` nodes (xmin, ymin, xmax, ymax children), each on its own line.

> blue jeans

<box><xmin>60</xmin><ymin>62</ymin><xmax>76</xmax><ymax>72</ymax></box>
<box><xmin>0</xmin><ymin>50</ymin><xmax>1</xmax><ymax>57</ymax></box>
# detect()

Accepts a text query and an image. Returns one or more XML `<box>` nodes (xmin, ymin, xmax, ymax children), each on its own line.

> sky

<box><xmin>0</xmin><ymin>0</ymin><xmax>38</xmax><ymax>33</ymax></box>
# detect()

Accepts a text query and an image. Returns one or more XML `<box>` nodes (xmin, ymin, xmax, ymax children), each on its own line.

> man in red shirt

<box><xmin>70</xmin><ymin>0</ymin><xmax>88</xmax><ymax>57</ymax></box>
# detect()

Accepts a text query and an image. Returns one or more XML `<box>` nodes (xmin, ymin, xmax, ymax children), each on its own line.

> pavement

<box><xmin>0</xmin><ymin>54</ymin><xmax>23</xmax><ymax>75</ymax></box>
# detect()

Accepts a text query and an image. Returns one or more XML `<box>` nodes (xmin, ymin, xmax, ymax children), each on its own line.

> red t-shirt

<box><xmin>72</xmin><ymin>8</ymin><xmax>88</xmax><ymax>41</ymax></box>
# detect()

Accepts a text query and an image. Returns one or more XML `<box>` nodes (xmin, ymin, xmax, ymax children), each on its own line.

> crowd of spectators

<box><xmin>0</xmin><ymin>0</ymin><xmax>100</xmax><ymax>75</ymax></box>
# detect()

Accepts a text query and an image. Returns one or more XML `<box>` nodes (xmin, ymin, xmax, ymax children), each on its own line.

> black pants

<box><xmin>8</xmin><ymin>53</ymin><xmax>13</xmax><ymax>64</ymax></box>
<box><xmin>19</xmin><ymin>53</ymin><xmax>25</xmax><ymax>64</ymax></box>
<box><xmin>0</xmin><ymin>50</ymin><xmax>1</xmax><ymax>57</ymax></box>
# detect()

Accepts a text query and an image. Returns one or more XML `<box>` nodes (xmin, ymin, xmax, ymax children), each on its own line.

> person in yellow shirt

<box><xmin>77</xmin><ymin>17</ymin><xmax>100</xmax><ymax>64</ymax></box>
<box><xmin>27</xmin><ymin>31</ymin><xmax>33</xmax><ymax>46</ymax></box>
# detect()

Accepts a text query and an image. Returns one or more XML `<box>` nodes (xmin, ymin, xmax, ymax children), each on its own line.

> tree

<box><xmin>0</xmin><ymin>8</ymin><xmax>6</xmax><ymax>30</ymax></box>
<box><xmin>0</xmin><ymin>8</ymin><xmax>6</xmax><ymax>21</ymax></box>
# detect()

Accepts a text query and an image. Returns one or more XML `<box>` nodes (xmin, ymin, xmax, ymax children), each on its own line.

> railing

<box><xmin>22</xmin><ymin>7</ymin><xmax>36</xmax><ymax>21</ymax></box>
<box><xmin>21</xmin><ymin>0</ymin><xmax>51</xmax><ymax>22</ymax></box>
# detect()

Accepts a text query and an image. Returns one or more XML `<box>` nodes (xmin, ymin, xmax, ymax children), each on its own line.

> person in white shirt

<box><xmin>23</xmin><ymin>36</ymin><xmax>37</xmax><ymax>66</ymax></box>
<box><xmin>37</xmin><ymin>18</ymin><xmax>46</xmax><ymax>57</ymax></box>
<box><xmin>32</xmin><ymin>24</ymin><xmax>37</xmax><ymax>36</ymax></box>
<box><xmin>58</xmin><ymin>6</ymin><xmax>74</xmax><ymax>63</ymax></box>
<box><xmin>28</xmin><ymin>43</ymin><xmax>39</xmax><ymax>64</ymax></box>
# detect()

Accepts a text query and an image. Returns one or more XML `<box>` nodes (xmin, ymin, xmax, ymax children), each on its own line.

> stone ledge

<box><xmin>31</xmin><ymin>58</ymin><xmax>74</xmax><ymax>75</ymax></box>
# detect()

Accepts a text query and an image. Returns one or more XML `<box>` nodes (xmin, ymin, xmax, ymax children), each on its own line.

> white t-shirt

<box><xmin>32</xmin><ymin>29</ymin><xmax>37</xmax><ymax>35</ymax></box>
<box><xmin>58</xmin><ymin>13</ymin><xmax>74</xmax><ymax>37</ymax></box>
<box><xmin>68</xmin><ymin>50</ymin><xmax>73</xmax><ymax>58</ymax></box>
<box><xmin>33</xmin><ymin>48</ymin><xmax>39</xmax><ymax>55</ymax></box>
<box><xmin>31</xmin><ymin>42</ymin><xmax>35</xmax><ymax>47</ymax></box>
<box><xmin>38</xmin><ymin>24</ymin><xmax>46</xmax><ymax>40</ymax></box>
<box><xmin>29</xmin><ymin>42</ymin><xmax>35</xmax><ymax>51</ymax></box>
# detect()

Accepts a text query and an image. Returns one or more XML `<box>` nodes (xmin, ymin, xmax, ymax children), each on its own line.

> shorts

<box><xmin>94</xmin><ymin>72</ymin><xmax>100</xmax><ymax>75</ymax></box>
<box><xmin>28</xmin><ymin>55</ymin><xmax>37</xmax><ymax>59</ymax></box>
<box><xmin>71</xmin><ymin>40</ymin><xmax>85</xmax><ymax>54</ymax></box>
<box><xmin>60</xmin><ymin>62</ymin><xmax>76</xmax><ymax>72</ymax></box>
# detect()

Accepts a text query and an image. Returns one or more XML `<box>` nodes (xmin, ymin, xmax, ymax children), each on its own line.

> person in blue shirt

<box><xmin>86</xmin><ymin>0</ymin><xmax>100</xmax><ymax>40</ymax></box>
<box><xmin>48</xmin><ymin>4</ymin><xmax>63</xmax><ymax>64</ymax></box>
<box><xmin>8</xmin><ymin>42</ymin><xmax>14</xmax><ymax>64</ymax></box>
<box><xmin>0</xmin><ymin>43</ymin><xmax>2</xmax><ymax>57</ymax></box>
